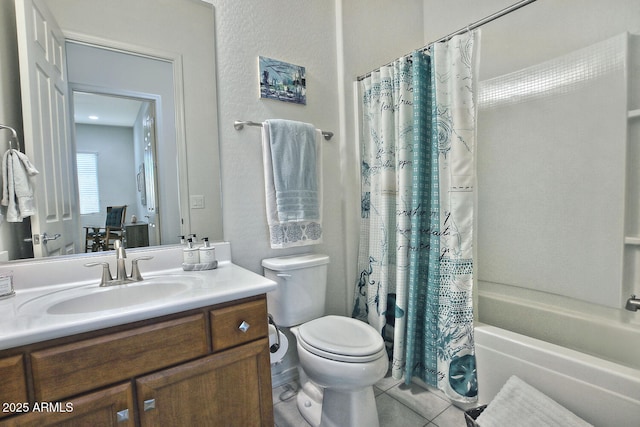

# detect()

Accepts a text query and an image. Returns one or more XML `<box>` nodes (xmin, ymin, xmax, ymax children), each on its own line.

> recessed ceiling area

<box><xmin>73</xmin><ymin>92</ymin><xmax>144</xmax><ymax>127</ymax></box>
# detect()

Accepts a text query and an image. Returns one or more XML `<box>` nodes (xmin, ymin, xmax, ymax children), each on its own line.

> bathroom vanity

<box><xmin>0</xmin><ymin>244</ymin><xmax>276</xmax><ymax>426</ymax></box>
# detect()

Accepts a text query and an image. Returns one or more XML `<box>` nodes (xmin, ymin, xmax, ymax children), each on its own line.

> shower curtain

<box><xmin>352</xmin><ymin>31</ymin><xmax>479</xmax><ymax>403</ymax></box>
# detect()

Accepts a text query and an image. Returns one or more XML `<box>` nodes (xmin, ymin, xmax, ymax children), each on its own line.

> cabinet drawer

<box><xmin>210</xmin><ymin>298</ymin><xmax>268</xmax><ymax>351</ymax></box>
<box><xmin>0</xmin><ymin>355</ymin><xmax>27</xmax><ymax>419</ymax></box>
<box><xmin>31</xmin><ymin>314</ymin><xmax>208</xmax><ymax>401</ymax></box>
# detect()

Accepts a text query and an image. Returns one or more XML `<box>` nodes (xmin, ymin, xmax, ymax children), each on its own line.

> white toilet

<box><xmin>263</xmin><ymin>254</ymin><xmax>388</xmax><ymax>427</ymax></box>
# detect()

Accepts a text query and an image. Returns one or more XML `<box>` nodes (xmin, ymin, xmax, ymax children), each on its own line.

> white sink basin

<box><xmin>47</xmin><ymin>282</ymin><xmax>190</xmax><ymax>315</ymax></box>
<box><xmin>19</xmin><ymin>275</ymin><xmax>204</xmax><ymax>316</ymax></box>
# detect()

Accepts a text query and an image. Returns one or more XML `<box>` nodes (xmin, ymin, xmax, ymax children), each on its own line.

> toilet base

<box><xmin>296</xmin><ymin>384</ymin><xmax>379</xmax><ymax>427</ymax></box>
<box><xmin>296</xmin><ymin>383</ymin><xmax>323</xmax><ymax>427</ymax></box>
<box><xmin>319</xmin><ymin>387</ymin><xmax>379</xmax><ymax>427</ymax></box>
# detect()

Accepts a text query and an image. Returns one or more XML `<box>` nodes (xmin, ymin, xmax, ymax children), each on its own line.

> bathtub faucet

<box><xmin>625</xmin><ymin>295</ymin><xmax>640</xmax><ymax>312</ymax></box>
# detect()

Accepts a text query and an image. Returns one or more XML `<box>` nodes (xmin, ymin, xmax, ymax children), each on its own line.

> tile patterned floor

<box><xmin>273</xmin><ymin>371</ymin><xmax>468</xmax><ymax>427</ymax></box>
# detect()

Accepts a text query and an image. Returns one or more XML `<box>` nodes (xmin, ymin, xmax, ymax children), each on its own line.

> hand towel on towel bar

<box><xmin>1</xmin><ymin>149</ymin><xmax>39</xmax><ymax>223</ymax></box>
<box><xmin>262</xmin><ymin>119</ymin><xmax>322</xmax><ymax>248</ymax></box>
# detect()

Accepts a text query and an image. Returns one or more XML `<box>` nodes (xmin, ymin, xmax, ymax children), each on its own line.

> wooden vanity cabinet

<box><xmin>0</xmin><ymin>355</ymin><xmax>28</xmax><ymax>419</ymax></box>
<box><xmin>0</xmin><ymin>295</ymin><xmax>274</xmax><ymax>427</ymax></box>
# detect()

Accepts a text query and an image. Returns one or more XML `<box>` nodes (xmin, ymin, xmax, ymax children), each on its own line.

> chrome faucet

<box><xmin>625</xmin><ymin>295</ymin><xmax>640</xmax><ymax>312</ymax></box>
<box><xmin>114</xmin><ymin>240</ymin><xmax>128</xmax><ymax>282</ymax></box>
<box><xmin>85</xmin><ymin>240</ymin><xmax>153</xmax><ymax>286</ymax></box>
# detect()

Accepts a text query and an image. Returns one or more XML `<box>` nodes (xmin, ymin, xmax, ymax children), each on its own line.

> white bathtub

<box><xmin>474</xmin><ymin>324</ymin><xmax>640</xmax><ymax>427</ymax></box>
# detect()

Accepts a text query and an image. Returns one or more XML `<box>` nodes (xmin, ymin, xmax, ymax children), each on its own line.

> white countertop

<box><xmin>0</xmin><ymin>244</ymin><xmax>277</xmax><ymax>350</ymax></box>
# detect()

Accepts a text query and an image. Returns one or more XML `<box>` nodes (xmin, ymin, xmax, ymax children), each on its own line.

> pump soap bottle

<box><xmin>199</xmin><ymin>237</ymin><xmax>216</xmax><ymax>265</ymax></box>
<box><xmin>183</xmin><ymin>238</ymin><xmax>200</xmax><ymax>264</ymax></box>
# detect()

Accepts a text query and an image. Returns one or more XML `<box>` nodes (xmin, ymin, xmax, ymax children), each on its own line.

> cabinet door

<box><xmin>0</xmin><ymin>355</ymin><xmax>27</xmax><ymax>419</ymax></box>
<box><xmin>137</xmin><ymin>338</ymin><xmax>274</xmax><ymax>427</ymax></box>
<box><xmin>0</xmin><ymin>382</ymin><xmax>134</xmax><ymax>427</ymax></box>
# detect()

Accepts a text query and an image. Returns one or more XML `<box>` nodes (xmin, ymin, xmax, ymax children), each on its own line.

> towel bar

<box><xmin>234</xmin><ymin>120</ymin><xmax>333</xmax><ymax>141</ymax></box>
<box><xmin>0</xmin><ymin>124</ymin><xmax>21</xmax><ymax>151</ymax></box>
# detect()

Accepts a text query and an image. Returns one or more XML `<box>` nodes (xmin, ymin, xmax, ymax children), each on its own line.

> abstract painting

<box><xmin>259</xmin><ymin>56</ymin><xmax>306</xmax><ymax>105</ymax></box>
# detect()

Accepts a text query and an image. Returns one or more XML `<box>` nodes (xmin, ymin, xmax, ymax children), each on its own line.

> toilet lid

<box><xmin>297</xmin><ymin>316</ymin><xmax>386</xmax><ymax>363</ymax></box>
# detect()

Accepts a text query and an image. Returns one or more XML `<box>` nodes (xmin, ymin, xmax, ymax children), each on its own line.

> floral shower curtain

<box><xmin>352</xmin><ymin>31</ymin><xmax>479</xmax><ymax>403</ymax></box>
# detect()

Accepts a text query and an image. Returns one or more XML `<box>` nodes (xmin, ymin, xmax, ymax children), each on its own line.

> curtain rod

<box><xmin>356</xmin><ymin>0</ymin><xmax>538</xmax><ymax>81</ymax></box>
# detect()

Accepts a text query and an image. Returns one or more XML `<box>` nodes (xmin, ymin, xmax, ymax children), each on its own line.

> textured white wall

<box><xmin>212</xmin><ymin>1</ymin><xmax>425</xmax><ymax>316</ymax></box>
<box><xmin>337</xmin><ymin>0</ymin><xmax>425</xmax><ymax>313</ymax></box>
<box><xmin>212</xmin><ymin>0</ymin><xmax>346</xmax><ymax>314</ymax></box>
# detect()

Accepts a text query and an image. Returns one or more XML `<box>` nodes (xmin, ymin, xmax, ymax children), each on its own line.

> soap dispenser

<box><xmin>183</xmin><ymin>238</ymin><xmax>200</xmax><ymax>264</ymax></box>
<box><xmin>199</xmin><ymin>237</ymin><xmax>216</xmax><ymax>264</ymax></box>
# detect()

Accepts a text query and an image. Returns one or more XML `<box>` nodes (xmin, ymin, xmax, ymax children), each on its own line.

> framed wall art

<box><xmin>259</xmin><ymin>56</ymin><xmax>306</xmax><ymax>105</ymax></box>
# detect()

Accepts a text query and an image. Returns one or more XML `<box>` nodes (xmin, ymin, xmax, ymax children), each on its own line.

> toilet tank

<box><xmin>262</xmin><ymin>254</ymin><xmax>330</xmax><ymax>327</ymax></box>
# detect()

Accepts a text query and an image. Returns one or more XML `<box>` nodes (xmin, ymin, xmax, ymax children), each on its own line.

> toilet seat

<box><xmin>296</xmin><ymin>316</ymin><xmax>386</xmax><ymax>363</ymax></box>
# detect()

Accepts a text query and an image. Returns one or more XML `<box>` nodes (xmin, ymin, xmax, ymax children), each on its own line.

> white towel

<box><xmin>261</xmin><ymin>121</ymin><xmax>323</xmax><ymax>249</ymax></box>
<box><xmin>1</xmin><ymin>149</ymin><xmax>39</xmax><ymax>222</ymax></box>
<box><xmin>268</xmin><ymin>119</ymin><xmax>320</xmax><ymax>221</ymax></box>
<box><xmin>476</xmin><ymin>376</ymin><xmax>592</xmax><ymax>427</ymax></box>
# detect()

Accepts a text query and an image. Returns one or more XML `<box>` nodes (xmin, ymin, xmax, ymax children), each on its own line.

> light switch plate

<box><xmin>190</xmin><ymin>195</ymin><xmax>205</xmax><ymax>209</ymax></box>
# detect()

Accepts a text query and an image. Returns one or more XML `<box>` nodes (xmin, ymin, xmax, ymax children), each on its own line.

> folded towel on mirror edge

<box><xmin>475</xmin><ymin>375</ymin><xmax>592</xmax><ymax>427</ymax></box>
<box><xmin>262</xmin><ymin>120</ymin><xmax>322</xmax><ymax>249</ymax></box>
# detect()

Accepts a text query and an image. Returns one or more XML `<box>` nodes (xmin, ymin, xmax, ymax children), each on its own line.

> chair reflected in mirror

<box><xmin>84</xmin><ymin>205</ymin><xmax>127</xmax><ymax>252</ymax></box>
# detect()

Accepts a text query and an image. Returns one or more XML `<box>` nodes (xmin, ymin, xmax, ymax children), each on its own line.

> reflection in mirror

<box><xmin>73</xmin><ymin>92</ymin><xmax>161</xmax><ymax>251</ymax></box>
<box><xmin>66</xmin><ymin>41</ymin><xmax>181</xmax><ymax>254</ymax></box>
<box><xmin>2</xmin><ymin>0</ymin><xmax>222</xmax><ymax>262</ymax></box>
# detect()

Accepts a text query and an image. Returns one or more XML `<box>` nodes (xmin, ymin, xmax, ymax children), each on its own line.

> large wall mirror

<box><xmin>0</xmin><ymin>0</ymin><xmax>222</xmax><ymax>261</ymax></box>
